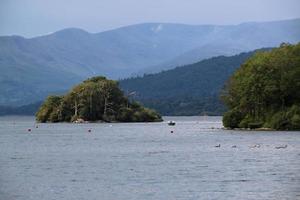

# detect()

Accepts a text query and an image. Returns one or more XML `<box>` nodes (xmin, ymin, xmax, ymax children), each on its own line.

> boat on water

<box><xmin>168</xmin><ymin>121</ymin><xmax>176</xmax><ymax>126</ymax></box>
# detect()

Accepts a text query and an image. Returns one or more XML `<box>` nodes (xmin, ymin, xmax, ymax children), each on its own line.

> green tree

<box><xmin>36</xmin><ymin>76</ymin><xmax>162</xmax><ymax>123</ymax></box>
<box><xmin>222</xmin><ymin>43</ymin><xmax>300</xmax><ymax>130</ymax></box>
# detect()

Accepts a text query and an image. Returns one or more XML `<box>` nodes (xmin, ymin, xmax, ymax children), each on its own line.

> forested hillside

<box><xmin>120</xmin><ymin>49</ymin><xmax>268</xmax><ymax>115</ymax></box>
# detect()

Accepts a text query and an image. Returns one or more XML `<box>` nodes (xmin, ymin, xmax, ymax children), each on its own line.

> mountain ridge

<box><xmin>1</xmin><ymin>18</ymin><xmax>300</xmax><ymax>106</ymax></box>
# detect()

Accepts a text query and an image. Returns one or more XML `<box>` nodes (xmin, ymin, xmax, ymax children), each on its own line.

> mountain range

<box><xmin>0</xmin><ymin>18</ymin><xmax>300</xmax><ymax>106</ymax></box>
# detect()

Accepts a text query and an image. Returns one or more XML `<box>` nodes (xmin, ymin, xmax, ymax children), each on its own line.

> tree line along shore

<box><xmin>36</xmin><ymin>43</ymin><xmax>300</xmax><ymax>130</ymax></box>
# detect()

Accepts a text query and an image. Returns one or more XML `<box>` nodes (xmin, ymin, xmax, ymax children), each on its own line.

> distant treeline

<box><xmin>137</xmin><ymin>96</ymin><xmax>225</xmax><ymax>116</ymax></box>
<box><xmin>0</xmin><ymin>102</ymin><xmax>42</xmax><ymax>116</ymax></box>
<box><xmin>120</xmin><ymin>49</ymin><xmax>270</xmax><ymax>115</ymax></box>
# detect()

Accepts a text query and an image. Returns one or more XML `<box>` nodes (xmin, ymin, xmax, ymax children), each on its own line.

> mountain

<box><xmin>0</xmin><ymin>19</ymin><xmax>300</xmax><ymax>106</ymax></box>
<box><xmin>141</xmin><ymin>18</ymin><xmax>300</xmax><ymax>74</ymax></box>
<box><xmin>120</xmin><ymin>49</ymin><xmax>270</xmax><ymax>115</ymax></box>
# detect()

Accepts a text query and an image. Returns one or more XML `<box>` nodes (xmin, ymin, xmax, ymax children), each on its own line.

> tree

<box><xmin>36</xmin><ymin>76</ymin><xmax>162</xmax><ymax>123</ymax></box>
<box><xmin>222</xmin><ymin>43</ymin><xmax>300</xmax><ymax>130</ymax></box>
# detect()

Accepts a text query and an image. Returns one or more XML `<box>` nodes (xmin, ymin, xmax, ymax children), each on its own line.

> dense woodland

<box><xmin>120</xmin><ymin>50</ymin><xmax>266</xmax><ymax>115</ymax></box>
<box><xmin>36</xmin><ymin>77</ymin><xmax>162</xmax><ymax>123</ymax></box>
<box><xmin>222</xmin><ymin>43</ymin><xmax>300</xmax><ymax>130</ymax></box>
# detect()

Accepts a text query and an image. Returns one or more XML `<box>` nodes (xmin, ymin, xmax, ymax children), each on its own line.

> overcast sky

<box><xmin>1</xmin><ymin>0</ymin><xmax>299</xmax><ymax>37</ymax></box>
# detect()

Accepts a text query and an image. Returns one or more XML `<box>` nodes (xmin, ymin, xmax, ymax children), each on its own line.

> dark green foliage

<box><xmin>268</xmin><ymin>105</ymin><xmax>300</xmax><ymax>130</ymax></box>
<box><xmin>222</xmin><ymin>43</ymin><xmax>300</xmax><ymax>130</ymax></box>
<box><xmin>36</xmin><ymin>96</ymin><xmax>63</xmax><ymax>122</ymax></box>
<box><xmin>115</xmin><ymin>102</ymin><xmax>161</xmax><ymax>122</ymax></box>
<box><xmin>248</xmin><ymin>122</ymin><xmax>264</xmax><ymax>129</ymax></box>
<box><xmin>36</xmin><ymin>76</ymin><xmax>162</xmax><ymax>123</ymax></box>
<box><xmin>139</xmin><ymin>96</ymin><xmax>226</xmax><ymax>116</ymax></box>
<box><xmin>222</xmin><ymin>109</ymin><xmax>243</xmax><ymax>128</ymax></box>
<box><xmin>120</xmin><ymin>50</ymin><xmax>264</xmax><ymax>116</ymax></box>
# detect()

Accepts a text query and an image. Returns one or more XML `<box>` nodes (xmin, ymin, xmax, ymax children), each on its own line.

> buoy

<box><xmin>28</xmin><ymin>128</ymin><xmax>31</xmax><ymax>132</ymax></box>
<box><xmin>88</xmin><ymin>129</ymin><xmax>91</xmax><ymax>133</ymax></box>
<box><xmin>35</xmin><ymin>125</ymin><xmax>38</xmax><ymax>128</ymax></box>
<box><xmin>170</xmin><ymin>130</ymin><xmax>174</xmax><ymax>133</ymax></box>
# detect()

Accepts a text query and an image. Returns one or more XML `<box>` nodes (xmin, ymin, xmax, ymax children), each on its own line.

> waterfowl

<box><xmin>275</xmin><ymin>145</ymin><xmax>287</xmax><ymax>149</ymax></box>
<box><xmin>249</xmin><ymin>144</ymin><xmax>260</xmax><ymax>148</ymax></box>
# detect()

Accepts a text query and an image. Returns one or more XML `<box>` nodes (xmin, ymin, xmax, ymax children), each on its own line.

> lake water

<box><xmin>0</xmin><ymin>116</ymin><xmax>299</xmax><ymax>200</ymax></box>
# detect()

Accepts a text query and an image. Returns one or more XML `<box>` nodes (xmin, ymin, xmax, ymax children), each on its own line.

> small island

<box><xmin>222</xmin><ymin>43</ymin><xmax>300</xmax><ymax>130</ymax></box>
<box><xmin>36</xmin><ymin>76</ymin><xmax>162</xmax><ymax>123</ymax></box>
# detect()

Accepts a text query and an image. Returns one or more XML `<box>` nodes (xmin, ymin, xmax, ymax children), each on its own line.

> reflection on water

<box><xmin>0</xmin><ymin>116</ymin><xmax>300</xmax><ymax>200</ymax></box>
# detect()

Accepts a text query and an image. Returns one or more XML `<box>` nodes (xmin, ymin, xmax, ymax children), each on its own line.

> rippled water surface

<box><xmin>0</xmin><ymin>116</ymin><xmax>300</xmax><ymax>200</ymax></box>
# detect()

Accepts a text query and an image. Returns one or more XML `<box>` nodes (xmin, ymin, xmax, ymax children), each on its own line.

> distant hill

<box><xmin>120</xmin><ymin>49</ymin><xmax>270</xmax><ymax>115</ymax></box>
<box><xmin>0</xmin><ymin>102</ymin><xmax>42</xmax><ymax>116</ymax></box>
<box><xmin>0</xmin><ymin>18</ymin><xmax>300</xmax><ymax>106</ymax></box>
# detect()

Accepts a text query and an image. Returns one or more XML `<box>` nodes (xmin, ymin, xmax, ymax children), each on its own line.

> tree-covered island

<box><xmin>222</xmin><ymin>43</ymin><xmax>300</xmax><ymax>130</ymax></box>
<box><xmin>36</xmin><ymin>77</ymin><xmax>162</xmax><ymax>123</ymax></box>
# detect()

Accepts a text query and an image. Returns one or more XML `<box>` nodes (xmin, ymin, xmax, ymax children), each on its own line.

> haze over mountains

<box><xmin>0</xmin><ymin>18</ymin><xmax>300</xmax><ymax>106</ymax></box>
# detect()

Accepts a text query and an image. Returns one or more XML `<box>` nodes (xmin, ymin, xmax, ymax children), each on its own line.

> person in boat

<box><xmin>168</xmin><ymin>121</ymin><xmax>176</xmax><ymax>126</ymax></box>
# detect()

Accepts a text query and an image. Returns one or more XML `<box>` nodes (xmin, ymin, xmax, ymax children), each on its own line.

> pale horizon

<box><xmin>2</xmin><ymin>17</ymin><xmax>300</xmax><ymax>39</ymax></box>
<box><xmin>1</xmin><ymin>0</ymin><xmax>300</xmax><ymax>37</ymax></box>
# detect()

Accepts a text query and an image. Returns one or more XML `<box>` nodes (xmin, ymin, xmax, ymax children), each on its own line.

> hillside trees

<box><xmin>222</xmin><ymin>43</ymin><xmax>300</xmax><ymax>130</ymax></box>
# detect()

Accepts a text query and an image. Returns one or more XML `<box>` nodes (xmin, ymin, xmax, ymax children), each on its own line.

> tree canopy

<box><xmin>36</xmin><ymin>76</ymin><xmax>162</xmax><ymax>123</ymax></box>
<box><xmin>222</xmin><ymin>43</ymin><xmax>300</xmax><ymax>130</ymax></box>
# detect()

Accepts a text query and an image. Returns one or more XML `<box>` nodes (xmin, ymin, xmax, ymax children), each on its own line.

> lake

<box><xmin>0</xmin><ymin>116</ymin><xmax>299</xmax><ymax>200</ymax></box>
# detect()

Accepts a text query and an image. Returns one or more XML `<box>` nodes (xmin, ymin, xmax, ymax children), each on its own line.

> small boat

<box><xmin>168</xmin><ymin>121</ymin><xmax>176</xmax><ymax>126</ymax></box>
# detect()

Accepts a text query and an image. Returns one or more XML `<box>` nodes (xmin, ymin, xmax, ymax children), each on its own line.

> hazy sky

<box><xmin>1</xmin><ymin>0</ymin><xmax>299</xmax><ymax>37</ymax></box>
